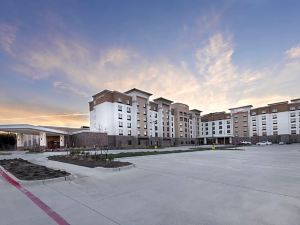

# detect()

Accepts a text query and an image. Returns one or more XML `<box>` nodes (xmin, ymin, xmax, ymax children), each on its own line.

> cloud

<box><xmin>0</xmin><ymin>24</ymin><xmax>17</xmax><ymax>54</ymax></box>
<box><xmin>0</xmin><ymin>104</ymin><xmax>88</xmax><ymax>127</ymax></box>
<box><xmin>8</xmin><ymin>32</ymin><xmax>300</xmax><ymax>118</ymax></box>
<box><xmin>286</xmin><ymin>45</ymin><xmax>300</xmax><ymax>59</ymax></box>
<box><xmin>53</xmin><ymin>81</ymin><xmax>89</xmax><ymax>98</ymax></box>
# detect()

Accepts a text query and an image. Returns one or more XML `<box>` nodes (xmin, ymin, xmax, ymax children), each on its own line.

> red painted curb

<box><xmin>0</xmin><ymin>168</ymin><xmax>71</xmax><ymax>225</ymax></box>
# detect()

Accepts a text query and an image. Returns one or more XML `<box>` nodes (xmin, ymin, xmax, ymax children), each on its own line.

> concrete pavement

<box><xmin>1</xmin><ymin>144</ymin><xmax>300</xmax><ymax>225</ymax></box>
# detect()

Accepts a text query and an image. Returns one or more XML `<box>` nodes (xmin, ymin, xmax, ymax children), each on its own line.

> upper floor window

<box><xmin>272</xmin><ymin>109</ymin><xmax>278</xmax><ymax>113</ymax></box>
<box><xmin>118</xmin><ymin>113</ymin><xmax>122</xmax><ymax>119</ymax></box>
<box><xmin>262</xmin><ymin>116</ymin><xmax>266</xmax><ymax>120</ymax></box>
<box><xmin>118</xmin><ymin>105</ymin><xmax>122</xmax><ymax>111</ymax></box>
<box><xmin>126</xmin><ymin>100</ymin><xmax>130</xmax><ymax>105</ymax></box>
<box><xmin>127</xmin><ymin>107</ymin><xmax>131</xmax><ymax>113</ymax></box>
<box><xmin>117</xmin><ymin>98</ymin><xmax>122</xmax><ymax>103</ymax></box>
<box><xmin>290</xmin><ymin>112</ymin><xmax>296</xmax><ymax>117</ymax></box>
<box><xmin>290</xmin><ymin>106</ymin><xmax>296</xmax><ymax>111</ymax></box>
<box><xmin>272</xmin><ymin>114</ymin><xmax>277</xmax><ymax>119</ymax></box>
<box><xmin>251</xmin><ymin>112</ymin><xmax>257</xmax><ymax>116</ymax></box>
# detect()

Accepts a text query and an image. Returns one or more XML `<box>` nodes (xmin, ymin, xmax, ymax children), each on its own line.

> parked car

<box><xmin>240</xmin><ymin>141</ymin><xmax>251</xmax><ymax>145</ymax></box>
<box><xmin>256</xmin><ymin>141</ymin><xmax>272</xmax><ymax>146</ymax></box>
<box><xmin>279</xmin><ymin>142</ymin><xmax>285</xmax><ymax>145</ymax></box>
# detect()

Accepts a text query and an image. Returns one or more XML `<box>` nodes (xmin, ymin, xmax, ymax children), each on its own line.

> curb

<box><xmin>95</xmin><ymin>163</ymin><xmax>136</xmax><ymax>172</ymax></box>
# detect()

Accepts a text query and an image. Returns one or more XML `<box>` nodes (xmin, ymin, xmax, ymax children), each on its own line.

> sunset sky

<box><xmin>0</xmin><ymin>0</ymin><xmax>300</xmax><ymax>127</ymax></box>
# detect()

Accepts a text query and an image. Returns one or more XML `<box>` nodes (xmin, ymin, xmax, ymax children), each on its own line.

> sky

<box><xmin>0</xmin><ymin>0</ymin><xmax>300</xmax><ymax>127</ymax></box>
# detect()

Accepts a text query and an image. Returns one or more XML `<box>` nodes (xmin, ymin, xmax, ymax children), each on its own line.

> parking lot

<box><xmin>1</xmin><ymin>144</ymin><xmax>300</xmax><ymax>225</ymax></box>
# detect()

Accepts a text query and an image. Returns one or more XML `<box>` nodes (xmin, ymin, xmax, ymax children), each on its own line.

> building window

<box><xmin>272</xmin><ymin>109</ymin><xmax>278</xmax><ymax>113</ymax></box>
<box><xmin>262</xmin><ymin>132</ymin><xmax>267</xmax><ymax>136</ymax></box>
<box><xmin>144</xmin><ymin>124</ymin><xmax>147</xmax><ymax>129</ymax></box>
<box><xmin>128</xmin><ymin>130</ymin><xmax>131</xmax><ymax>136</ymax></box>
<box><xmin>227</xmin><ymin>130</ymin><xmax>230</xmax><ymax>134</ymax></box>
<box><xmin>273</xmin><ymin>120</ymin><xmax>277</xmax><ymax>124</ymax></box>
<box><xmin>219</xmin><ymin>131</ymin><xmax>222</xmax><ymax>134</ymax></box>
<box><xmin>291</xmin><ymin>124</ymin><xmax>296</xmax><ymax>129</ymax></box>
<box><xmin>251</xmin><ymin>112</ymin><xmax>257</xmax><ymax>116</ymax></box>
<box><xmin>252</xmin><ymin>122</ymin><xmax>256</xmax><ymax>126</ymax></box>
<box><xmin>119</xmin><ymin>129</ymin><xmax>123</xmax><ymax>135</ymax></box>
<box><xmin>273</xmin><ymin>131</ymin><xmax>278</xmax><ymax>135</ymax></box>
<box><xmin>119</xmin><ymin>121</ymin><xmax>123</xmax><ymax>127</ymax></box>
<box><xmin>272</xmin><ymin>114</ymin><xmax>277</xmax><ymax>119</ymax></box>
<box><xmin>290</xmin><ymin>112</ymin><xmax>296</xmax><ymax>117</ymax></box>
<box><xmin>117</xmin><ymin>98</ymin><xmax>122</xmax><ymax>103</ymax></box>
<box><xmin>290</xmin><ymin>107</ymin><xmax>296</xmax><ymax>111</ymax></box>
<box><xmin>137</xmin><ymin>123</ymin><xmax>140</xmax><ymax>128</ymax></box>
<box><xmin>127</xmin><ymin>107</ymin><xmax>131</xmax><ymax>113</ymax></box>
<box><xmin>127</xmin><ymin>115</ymin><xmax>131</xmax><ymax>121</ymax></box>
<box><xmin>127</xmin><ymin>123</ymin><xmax>131</xmax><ymax>128</ymax></box>
<box><xmin>118</xmin><ymin>105</ymin><xmax>122</xmax><ymax>111</ymax></box>
<box><xmin>273</xmin><ymin>126</ymin><xmax>278</xmax><ymax>130</ymax></box>
<box><xmin>262</xmin><ymin>126</ymin><xmax>266</xmax><ymax>130</ymax></box>
<box><xmin>291</xmin><ymin>118</ymin><xmax>296</xmax><ymax>123</ymax></box>
<box><xmin>118</xmin><ymin>113</ymin><xmax>122</xmax><ymax>119</ymax></box>
<box><xmin>252</xmin><ymin>117</ymin><xmax>256</xmax><ymax>121</ymax></box>
<box><xmin>261</xmin><ymin>110</ymin><xmax>266</xmax><ymax>114</ymax></box>
<box><xmin>262</xmin><ymin>116</ymin><xmax>266</xmax><ymax>120</ymax></box>
<box><xmin>253</xmin><ymin>132</ymin><xmax>258</xmax><ymax>136</ymax></box>
<box><xmin>262</xmin><ymin>121</ymin><xmax>266</xmax><ymax>125</ymax></box>
<box><xmin>137</xmin><ymin>130</ymin><xmax>140</xmax><ymax>136</ymax></box>
<box><xmin>291</xmin><ymin>130</ymin><xmax>296</xmax><ymax>135</ymax></box>
<box><xmin>143</xmin><ymin>110</ymin><xmax>147</xmax><ymax>115</ymax></box>
<box><xmin>126</xmin><ymin>100</ymin><xmax>130</xmax><ymax>105</ymax></box>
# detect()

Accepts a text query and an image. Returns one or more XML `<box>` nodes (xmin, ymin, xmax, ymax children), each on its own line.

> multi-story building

<box><xmin>200</xmin><ymin>112</ymin><xmax>233</xmax><ymax>145</ymax></box>
<box><xmin>229</xmin><ymin>105</ymin><xmax>252</xmax><ymax>144</ymax></box>
<box><xmin>89</xmin><ymin>89</ymin><xmax>203</xmax><ymax>147</ymax></box>
<box><xmin>89</xmin><ymin>88</ymin><xmax>300</xmax><ymax>147</ymax></box>
<box><xmin>249</xmin><ymin>99</ymin><xmax>300</xmax><ymax>143</ymax></box>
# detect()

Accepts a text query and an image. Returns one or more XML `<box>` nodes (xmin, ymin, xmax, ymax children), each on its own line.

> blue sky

<box><xmin>0</xmin><ymin>0</ymin><xmax>300</xmax><ymax>126</ymax></box>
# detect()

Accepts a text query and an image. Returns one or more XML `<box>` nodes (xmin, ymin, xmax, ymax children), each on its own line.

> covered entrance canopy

<box><xmin>0</xmin><ymin>124</ymin><xmax>71</xmax><ymax>150</ymax></box>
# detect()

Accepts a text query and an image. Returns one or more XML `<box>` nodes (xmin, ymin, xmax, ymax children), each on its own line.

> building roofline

<box><xmin>190</xmin><ymin>109</ymin><xmax>202</xmax><ymax>113</ymax></box>
<box><xmin>153</xmin><ymin>97</ymin><xmax>173</xmax><ymax>104</ymax></box>
<box><xmin>124</xmin><ymin>88</ymin><xmax>152</xmax><ymax>96</ymax></box>
<box><xmin>291</xmin><ymin>98</ymin><xmax>300</xmax><ymax>102</ymax></box>
<box><xmin>229</xmin><ymin>105</ymin><xmax>253</xmax><ymax>110</ymax></box>
<box><xmin>267</xmin><ymin>101</ymin><xmax>289</xmax><ymax>106</ymax></box>
<box><xmin>92</xmin><ymin>89</ymin><xmax>112</xmax><ymax>98</ymax></box>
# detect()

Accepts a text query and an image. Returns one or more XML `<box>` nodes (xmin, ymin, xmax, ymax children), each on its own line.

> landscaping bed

<box><xmin>0</xmin><ymin>158</ymin><xmax>70</xmax><ymax>180</ymax></box>
<box><xmin>48</xmin><ymin>155</ymin><xmax>132</xmax><ymax>168</ymax></box>
<box><xmin>48</xmin><ymin>146</ymin><xmax>242</xmax><ymax>167</ymax></box>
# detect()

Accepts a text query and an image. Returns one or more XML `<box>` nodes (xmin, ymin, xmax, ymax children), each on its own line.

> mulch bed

<box><xmin>48</xmin><ymin>155</ymin><xmax>132</xmax><ymax>168</ymax></box>
<box><xmin>0</xmin><ymin>158</ymin><xmax>70</xmax><ymax>180</ymax></box>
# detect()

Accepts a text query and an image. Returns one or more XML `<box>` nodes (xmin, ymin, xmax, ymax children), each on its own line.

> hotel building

<box><xmin>249</xmin><ymin>99</ymin><xmax>300</xmax><ymax>143</ymax></box>
<box><xmin>1</xmin><ymin>88</ymin><xmax>299</xmax><ymax>149</ymax></box>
